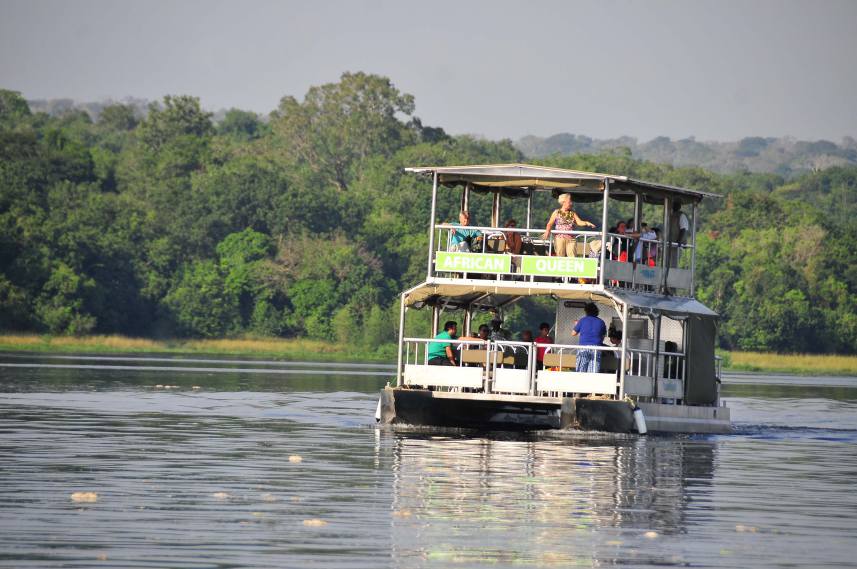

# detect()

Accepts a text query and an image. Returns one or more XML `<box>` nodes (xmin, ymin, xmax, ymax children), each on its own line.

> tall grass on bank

<box><xmin>0</xmin><ymin>334</ymin><xmax>393</xmax><ymax>362</ymax></box>
<box><xmin>727</xmin><ymin>351</ymin><xmax>857</xmax><ymax>376</ymax></box>
<box><xmin>0</xmin><ymin>335</ymin><xmax>854</xmax><ymax>375</ymax></box>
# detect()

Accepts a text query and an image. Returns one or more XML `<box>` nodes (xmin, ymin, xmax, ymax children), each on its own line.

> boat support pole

<box><xmin>633</xmin><ymin>192</ymin><xmax>642</xmax><ymax>231</ymax></box>
<box><xmin>464</xmin><ymin>306</ymin><xmax>473</xmax><ymax>337</ymax></box>
<box><xmin>690</xmin><ymin>201</ymin><xmax>698</xmax><ymax>296</ymax></box>
<box><xmin>619</xmin><ymin>301</ymin><xmax>629</xmax><ymax>398</ymax></box>
<box><xmin>599</xmin><ymin>179</ymin><xmax>610</xmax><ymax>286</ymax></box>
<box><xmin>426</xmin><ymin>172</ymin><xmax>439</xmax><ymax>278</ymax></box>
<box><xmin>660</xmin><ymin>196</ymin><xmax>671</xmax><ymax>294</ymax></box>
<box><xmin>396</xmin><ymin>294</ymin><xmax>406</xmax><ymax>387</ymax></box>
<box><xmin>526</xmin><ymin>189</ymin><xmax>532</xmax><ymax>229</ymax></box>
<box><xmin>651</xmin><ymin>313</ymin><xmax>662</xmax><ymax>400</ymax></box>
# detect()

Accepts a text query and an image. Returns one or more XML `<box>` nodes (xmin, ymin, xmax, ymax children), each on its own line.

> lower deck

<box><xmin>379</xmin><ymin>387</ymin><xmax>731</xmax><ymax>434</ymax></box>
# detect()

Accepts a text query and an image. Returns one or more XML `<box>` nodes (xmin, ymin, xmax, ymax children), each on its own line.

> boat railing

<box><xmin>621</xmin><ymin>347</ymin><xmax>688</xmax><ymax>401</ymax></box>
<box><xmin>400</xmin><ymin>335</ymin><xmax>692</xmax><ymax>400</ymax></box>
<box><xmin>429</xmin><ymin>223</ymin><xmax>694</xmax><ymax>296</ymax></box>
<box><xmin>715</xmin><ymin>355</ymin><xmax>723</xmax><ymax>403</ymax></box>
<box><xmin>536</xmin><ymin>343</ymin><xmax>621</xmax><ymax>397</ymax></box>
<box><xmin>401</xmin><ymin>337</ymin><xmax>621</xmax><ymax>396</ymax></box>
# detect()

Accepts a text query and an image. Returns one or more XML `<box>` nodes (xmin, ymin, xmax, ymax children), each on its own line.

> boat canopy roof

<box><xmin>609</xmin><ymin>290</ymin><xmax>719</xmax><ymax>318</ymax></box>
<box><xmin>403</xmin><ymin>280</ymin><xmax>718</xmax><ymax>318</ymax></box>
<box><xmin>404</xmin><ymin>163</ymin><xmax>721</xmax><ymax>203</ymax></box>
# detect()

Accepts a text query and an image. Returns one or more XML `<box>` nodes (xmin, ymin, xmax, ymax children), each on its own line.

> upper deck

<box><xmin>407</xmin><ymin>163</ymin><xmax>718</xmax><ymax>300</ymax></box>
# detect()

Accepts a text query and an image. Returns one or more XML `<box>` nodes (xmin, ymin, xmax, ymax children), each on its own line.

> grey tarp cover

<box><xmin>685</xmin><ymin>315</ymin><xmax>718</xmax><ymax>405</ymax></box>
<box><xmin>404</xmin><ymin>163</ymin><xmax>722</xmax><ymax>203</ymax></box>
<box><xmin>609</xmin><ymin>290</ymin><xmax>720</xmax><ymax>318</ymax></box>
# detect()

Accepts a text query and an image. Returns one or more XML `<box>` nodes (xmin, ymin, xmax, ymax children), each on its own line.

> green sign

<box><xmin>520</xmin><ymin>256</ymin><xmax>597</xmax><ymax>278</ymax></box>
<box><xmin>435</xmin><ymin>252</ymin><xmax>511</xmax><ymax>273</ymax></box>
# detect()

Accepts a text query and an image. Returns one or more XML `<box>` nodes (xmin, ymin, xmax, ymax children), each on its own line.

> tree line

<box><xmin>1</xmin><ymin>73</ymin><xmax>855</xmax><ymax>354</ymax></box>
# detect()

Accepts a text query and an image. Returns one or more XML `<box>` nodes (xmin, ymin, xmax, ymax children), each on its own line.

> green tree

<box><xmin>217</xmin><ymin>108</ymin><xmax>267</xmax><ymax>141</ymax></box>
<box><xmin>272</xmin><ymin>72</ymin><xmax>416</xmax><ymax>191</ymax></box>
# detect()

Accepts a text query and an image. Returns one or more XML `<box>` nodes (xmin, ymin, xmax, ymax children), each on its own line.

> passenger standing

<box><xmin>503</xmin><ymin>218</ymin><xmax>522</xmax><ymax>255</ymax></box>
<box><xmin>649</xmin><ymin>227</ymin><xmax>661</xmax><ymax>267</ymax></box>
<box><xmin>535</xmin><ymin>322</ymin><xmax>554</xmax><ymax>369</ymax></box>
<box><xmin>542</xmin><ymin>194</ymin><xmax>596</xmax><ymax>257</ymax></box>
<box><xmin>572</xmin><ymin>303</ymin><xmax>607</xmax><ymax>373</ymax></box>
<box><xmin>632</xmin><ymin>223</ymin><xmax>657</xmax><ymax>264</ymax></box>
<box><xmin>668</xmin><ymin>201</ymin><xmax>690</xmax><ymax>267</ymax></box>
<box><xmin>613</xmin><ymin>220</ymin><xmax>629</xmax><ymax>262</ymax></box>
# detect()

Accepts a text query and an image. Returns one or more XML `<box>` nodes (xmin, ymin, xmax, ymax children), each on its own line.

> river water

<box><xmin>1</xmin><ymin>354</ymin><xmax>855</xmax><ymax>568</ymax></box>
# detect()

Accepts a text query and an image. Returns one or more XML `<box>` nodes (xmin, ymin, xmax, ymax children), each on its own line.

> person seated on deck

<box><xmin>503</xmin><ymin>218</ymin><xmax>526</xmax><ymax>274</ymax></box>
<box><xmin>503</xmin><ymin>218</ymin><xmax>523</xmax><ymax>255</ymax></box>
<box><xmin>571</xmin><ymin>303</ymin><xmax>607</xmax><ymax>373</ymax></box>
<box><xmin>535</xmin><ymin>322</ymin><xmax>554</xmax><ymax>370</ymax></box>
<box><xmin>477</xmin><ymin>324</ymin><xmax>490</xmax><ymax>341</ymax></box>
<box><xmin>460</xmin><ymin>324</ymin><xmax>492</xmax><ymax>367</ymax></box>
<box><xmin>663</xmin><ymin>340</ymin><xmax>683</xmax><ymax>379</ymax></box>
<box><xmin>515</xmin><ymin>329</ymin><xmax>534</xmax><ymax>369</ymax></box>
<box><xmin>489</xmin><ymin>317</ymin><xmax>509</xmax><ymax>342</ymax></box>
<box><xmin>600</xmin><ymin>328</ymin><xmax>623</xmax><ymax>375</ymax></box>
<box><xmin>427</xmin><ymin>320</ymin><xmax>483</xmax><ymax>366</ymax></box>
<box><xmin>449</xmin><ymin>210</ymin><xmax>481</xmax><ymax>253</ymax></box>
<box><xmin>541</xmin><ymin>194</ymin><xmax>596</xmax><ymax>257</ymax></box>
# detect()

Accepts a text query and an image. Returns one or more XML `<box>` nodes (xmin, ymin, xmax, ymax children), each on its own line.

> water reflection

<box><xmin>2</xmin><ymin>361</ymin><xmax>857</xmax><ymax>568</ymax></box>
<box><xmin>387</xmin><ymin>432</ymin><xmax>715</xmax><ymax>566</ymax></box>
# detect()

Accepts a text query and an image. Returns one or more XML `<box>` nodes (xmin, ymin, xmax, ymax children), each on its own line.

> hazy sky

<box><xmin>1</xmin><ymin>0</ymin><xmax>855</xmax><ymax>141</ymax></box>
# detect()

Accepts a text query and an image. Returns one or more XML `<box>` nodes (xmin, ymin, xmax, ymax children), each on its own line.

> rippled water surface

<box><xmin>1</xmin><ymin>354</ymin><xmax>856</xmax><ymax>568</ymax></box>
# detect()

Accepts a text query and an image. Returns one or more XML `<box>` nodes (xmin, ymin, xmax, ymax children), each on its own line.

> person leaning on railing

<box><xmin>541</xmin><ymin>194</ymin><xmax>596</xmax><ymax>257</ymax></box>
<box><xmin>449</xmin><ymin>210</ymin><xmax>481</xmax><ymax>252</ymax></box>
<box><xmin>427</xmin><ymin>320</ymin><xmax>484</xmax><ymax>366</ymax></box>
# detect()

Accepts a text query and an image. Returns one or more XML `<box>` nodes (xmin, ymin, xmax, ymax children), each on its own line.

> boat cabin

<box><xmin>383</xmin><ymin>163</ymin><xmax>729</xmax><ymax>433</ymax></box>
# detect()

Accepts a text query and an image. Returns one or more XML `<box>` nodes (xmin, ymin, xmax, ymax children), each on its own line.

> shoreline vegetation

<box><xmin>1</xmin><ymin>334</ymin><xmax>855</xmax><ymax>377</ymax></box>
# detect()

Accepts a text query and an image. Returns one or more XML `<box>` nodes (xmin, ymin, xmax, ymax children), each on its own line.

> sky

<box><xmin>1</xmin><ymin>0</ymin><xmax>855</xmax><ymax>142</ymax></box>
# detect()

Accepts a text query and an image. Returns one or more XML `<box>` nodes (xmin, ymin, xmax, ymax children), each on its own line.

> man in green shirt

<box><xmin>428</xmin><ymin>321</ymin><xmax>483</xmax><ymax>366</ymax></box>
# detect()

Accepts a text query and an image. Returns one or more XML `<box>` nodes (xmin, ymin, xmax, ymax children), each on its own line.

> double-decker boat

<box><xmin>377</xmin><ymin>164</ymin><xmax>730</xmax><ymax>434</ymax></box>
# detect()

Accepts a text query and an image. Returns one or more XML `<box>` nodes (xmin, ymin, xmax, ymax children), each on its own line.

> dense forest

<box><xmin>518</xmin><ymin>132</ymin><xmax>857</xmax><ymax>177</ymax></box>
<box><xmin>1</xmin><ymin>73</ymin><xmax>856</xmax><ymax>354</ymax></box>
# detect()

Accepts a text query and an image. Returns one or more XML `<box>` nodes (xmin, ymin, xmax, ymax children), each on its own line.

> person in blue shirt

<box><xmin>572</xmin><ymin>302</ymin><xmax>607</xmax><ymax>372</ymax></box>
<box><xmin>449</xmin><ymin>210</ymin><xmax>481</xmax><ymax>252</ymax></box>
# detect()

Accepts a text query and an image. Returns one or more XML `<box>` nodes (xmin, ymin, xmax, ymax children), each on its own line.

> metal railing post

<box><xmin>599</xmin><ymin>179</ymin><xmax>610</xmax><ymax>286</ymax></box>
<box><xmin>651</xmin><ymin>314</ymin><xmax>662</xmax><ymax>400</ymax></box>
<box><xmin>690</xmin><ymin>201</ymin><xmax>698</xmax><ymax>296</ymax></box>
<box><xmin>526</xmin><ymin>189</ymin><xmax>532</xmax><ymax>229</ymax></box>
<box><xmin>633</xmin><ymin>192</ymin><xmax>642</xmax><ymax>231</ymax></box>
<box><xmin>660</xmin><ymin>196</ymin><xmax>671</xmax><ymax>293</ymax></box>
<box><xmin>426</xmin><ymin>172</ymin><xmax>439</xmax><ymax>278</ymax></box>
<box><xmin>396</xmin><ymin>294</ymin><xmax>406</xmax><ymax>387</ymax></box>
<box><xmin>619</xmin><ymin>302</ymin><xmax>629</xmax><ymax>398</ymax></box>
<box><xmin>491</xmin><ymin>191</ymin><xmax>501</xmax><ymax>228</ymax></box>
